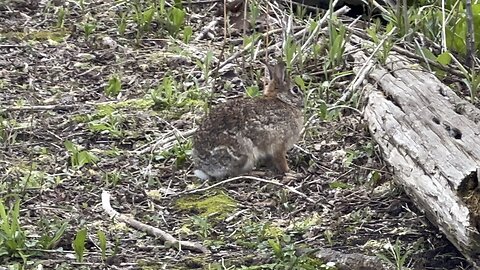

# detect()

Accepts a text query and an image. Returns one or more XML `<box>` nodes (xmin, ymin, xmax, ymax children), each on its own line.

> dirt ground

<box><xmin>0</xmin><ymin>0</ymin><xmax>474</xmax><ymax>269</ymax></box>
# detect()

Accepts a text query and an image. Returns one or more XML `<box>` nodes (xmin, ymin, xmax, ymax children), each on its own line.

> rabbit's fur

<box><xmin>192</xmin><ymin>60</ymin><xmax>304</xmax><ymax>180</ymax></box>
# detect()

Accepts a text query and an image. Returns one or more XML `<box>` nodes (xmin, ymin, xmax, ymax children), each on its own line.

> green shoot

<box><xmin>56</xmin><ymin>7</ymin><xmax>66</xmax><ymax>29</ymax></box>
<box><xmin>64</xmin><ymin>141</ymin><xmax>99</xmax><ymax>169</ymax></box>
<box><xmin>191</xmin><ymin>215</ymin><xmax>211</xmax><ymax>239</ymax></box>
<box><xmin>377</xmin><ymin>239</ymin><xmax>412</xmax><ymax>270</ymax></box>
<box><xmin>0</xmin><ymin>199</ymin><xmax>27</xmax><ymax>259</ymax></box>
<box><xmin>117</xmin><ymin>12</ymin><xmax>127</xmax><ymax>36</ymax></box>
<box><xmin>82</xmin><ymin>22</ymin><xmax>96</xmax><ymax>42</ymax></box>
<box><xmin>37</xmin><ymin>221</ymin><xmax>68</xmax><ymax>250</ymax></box>
<box><xmin>105</xmin><ymin>74</ymin><xmax>122</xmax><ymax>97</ymax></box>
<box><xmin>97</xmin><ymin>230</ymin><xmax>107</xmax><ymax>261</ymax></box>
<box><xmin>72</xmin><ymin>228</ymin><xmax>88</xmax><ymax>262</ymax></box>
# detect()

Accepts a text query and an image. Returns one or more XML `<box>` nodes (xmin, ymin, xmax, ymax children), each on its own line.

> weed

<box><xmin>150</xmin><ymin>75</ymin><xmax>205</xmax><ymax>113</ymax></box>
<box><xmin>88</xmin><ymin>113</ymin><xmax>124</xmax><ymax>137</ymax></box>
<box><xmin>0</xmin><ymin>199</ymin><xmax>28</xmax><ymax>261</ymax></box>
<box><xmin>377</xmin><ymin>239</ymin><xmax>412</xmax><ymax>270</ymax></box>
<box><xmin>267</xmin><ymin>235</ymin><xmax>326</xmax><ymax>270</ymax></box>
<box><xmin>64</xmin><ymin>141</ymin><xmax>99</xmax><ymax>169</ymax></box>
<box><xmin>82</xmin><ymin>22</ymin><xmax>96</xmax><ymax>42</ymax></box>
<box><xmin>117</xmin><ymin>12</ymin><xmax>127</xmax><ymax>36</ymax></box>
<box><xmin>105</xmin><ymin>74</ymin><xmax>122</xmax><ymax>97</ymax></box>
<box><xmin>97</xmin><ymin>230</ymin><xmax>107</xmax><ymax>261</ymax></box>
<box><xmin>131</xmin><ymin>1</ymin><xmax>156</xmax><ymax>41</ymax></box>
<box><xmin>191</xmin><ymin>216</ymin><xmax>211</xmax><ymax>239</ymax></box>
<box><xmin>103</xmin><ymin>170</ymin><xmax>122</xmax><ymax>186</ymax></box>
<box><xmin>324</xmin><ymin>229</ymin><xmax>334</xmax><ymax>246</ymax></box>
<box><xmin>326</xmin><ymin>17</ymin><xmax>347</xmax><ymax>69</ymax></box>
<box><xmin>56</xmin><ymin>7</ymin><xmax>66</xmax><ymax>29</ymax></box>
<box><xmin>72</xmin><ymin>228</ymin><xmax>88</xmax><ymax>262</ymax></box>
<box><xmin>196</xmin><ymin>51</ymin><xmax>214</xmax><ymax>83</ymax></box>
<box><xmin>183</xmin><ymin>25</ymin><xmax>193</xmax><ymax>43</ymax></box>
<box><xmin>37</xmin><ymin>220</ymin><xmax>68</xmax><ymax>250</ymax></box>
<box><xmin>168</xmin><ymin>7</ymin><xmax>186</xmax><ymax>37</ymax></box>
<box><xmin>246</xmin><ymin>85</ymin><xmax>261</xmax><ymax>98</ymax></box>
<box><xmin>158</xmin><ymin>139</ymin><xmax>192</xmax><ymax>168</ymax></box>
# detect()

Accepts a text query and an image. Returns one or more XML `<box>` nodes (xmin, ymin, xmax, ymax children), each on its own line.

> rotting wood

<box><xmin>352</xmin><ymin>51</ymin><xmax>480</xmax><ymax>268</ymax></box>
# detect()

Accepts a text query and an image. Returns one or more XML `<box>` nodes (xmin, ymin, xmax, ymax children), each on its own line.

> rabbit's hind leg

<box><xmin>271</xmin><ymin>144</ymin><xmax>290</xmax><ymax>174</ymax></box>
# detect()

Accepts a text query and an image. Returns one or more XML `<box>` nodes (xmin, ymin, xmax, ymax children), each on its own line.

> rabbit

<box><xmin>191</xmin><ymin>60</ymin><xmax>304</xmax><ymax>180</ymax></box>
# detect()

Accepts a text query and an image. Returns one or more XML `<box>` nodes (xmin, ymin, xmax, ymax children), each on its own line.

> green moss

<box><xmin>97</xmin><ymin>98</ymin><xmax>153</xmax><ymax>112</ymax></box>
<box><xmin>176</xmin><ymin>192</ymin><xmax>237</xmax><ymax>219</ymax></box>
<box><xmin>0</xmin><ymin>30</ymin><xmax>68</xmax><ymax>42</ymax></box>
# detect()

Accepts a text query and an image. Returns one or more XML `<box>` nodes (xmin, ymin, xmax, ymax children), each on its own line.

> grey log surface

<box><xmin>353</xmin><ymin>51</ymin><xmax>480</xmax><ymax>267</ymax></box>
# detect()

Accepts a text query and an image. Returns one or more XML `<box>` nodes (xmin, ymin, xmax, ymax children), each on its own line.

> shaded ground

<box><xmin>0</xmin><ymin>0</ymin><xmax>474</xmax><ymax>269</ymax></box>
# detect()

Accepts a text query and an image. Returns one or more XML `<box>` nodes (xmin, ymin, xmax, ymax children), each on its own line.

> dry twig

<box><xmin>186</xmin><ymin>175</ymin><xmax>316</xmax><ymax>203</ymax></box>
<box><xmin>101</xmin><ymin>190</ymin><xmax>209</xmax><ymax>254</ymax></box>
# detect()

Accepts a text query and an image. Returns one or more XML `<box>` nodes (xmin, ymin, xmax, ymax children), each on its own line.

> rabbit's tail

<box><xmin>194</xmin><ymin>169</ymin><xmax>210</xmax><ymax>180</ymax></box>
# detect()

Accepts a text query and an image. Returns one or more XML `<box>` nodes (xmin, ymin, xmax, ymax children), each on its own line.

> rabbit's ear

<box><xmin>272</xmin><ymin>61</ymin><xmax>287</xmax><ymax>83</ymax></box>
<box><xmin>262</xmin><ymin>59</ymin><xmax>288</xmax><ymax>97</ymax></box>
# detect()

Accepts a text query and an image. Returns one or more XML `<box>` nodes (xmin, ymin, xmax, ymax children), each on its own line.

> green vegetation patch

<box><xmin>0</xmin><ymin>30</ymin><xmax>68</xmax><ymax>42</ymax></box>
<box><xmin>176</xmin><ymin>192</ymin><xmax>237</xmax><ymax>219</ymax></box>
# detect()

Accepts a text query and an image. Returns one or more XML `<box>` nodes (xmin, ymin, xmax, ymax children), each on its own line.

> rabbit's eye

<box><xmin>290</xmin><ymin>86</ymin><xmax>301</xmax><ymax>95</ymax></box>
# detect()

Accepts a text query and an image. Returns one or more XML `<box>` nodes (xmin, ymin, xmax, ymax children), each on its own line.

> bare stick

<box><xmin>101</xmin><ymin>190</ymin><xmax>209</xmax><ymax>254</ymax></box>
<box><xmin>134</xmin><ymin>128</ymin><xmax>196</xmax><ymax>155</ymax></box>
<box><xmin>187</xmin><ymin>175</ymin><xmax>316</xmax><ymax>203</ymax></box>
<box><xmin>195</xmin><ymin>19</ymin><xmax>220</xmax><ymax>41</ymax></box>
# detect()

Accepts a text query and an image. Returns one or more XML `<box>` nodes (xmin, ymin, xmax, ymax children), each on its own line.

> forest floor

<box><xmin>0</xmin><ymin>0</ymin><xmax>474</xmax><ymax>269</ymax></box>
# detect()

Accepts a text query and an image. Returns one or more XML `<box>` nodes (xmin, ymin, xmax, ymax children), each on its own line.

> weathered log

<box><xmin>353</xmin><ymin>51</ymin><xmax>480</xmax><ymax>268</ymax></box>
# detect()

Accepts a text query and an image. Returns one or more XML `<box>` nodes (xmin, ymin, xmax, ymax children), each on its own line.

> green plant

<box><xmin>117</xmin><ymin>12</ymin><xmax>127</xmax><ymax>36</ymax></box>
<box><xmin>377</xmin><ymin>239</ymin><xmax>412</xmax><ymax>270</ymax></box>
<box><xmin>97</xmin><ymin>230</ymin><xmax>107</xmax><ymax>261</ymax></box>
<box><xmin>326</xmin><ymin>17</ymin><xmax>347</xmax><ymax>69</ymax></box>
<box><xmin>103</xmin><ymin>170</ymin><xmax>122</xmax><ymax>186</ymax></box>
<box><xmin>248</xmin><ymin>0</ymin><xmax>261</xmax><ymax>27</ymax></box>
<box><xmin>88</xmin><ymin>113</ymin><xmax>124</xmax><ymax>137</ymax></box>
<box><xmin>267</xmin><ymin>235</ymin><xmax>326</xmax><ymax>270</ymax></box>
<box><xmin>0</xmin><ymin>199</ymin><xmax>27</xmax><ymax>260</ymax></box>
<box><xmin>82</xmin><ymin>22</ymin><xmax>96</xmax><ymax>42</ymax></box>
<box><xmin>56</xmin><ymin>7</ymin><xmax>66</xmax><ymax>29</ymax></box>
<box><xmin>131</xmin><ymin>1</ymin><xmax>156</xmax><ymax>41</ymax></box>
<box><xmin>367</xmin><ymin>21</ymin><xmax>395</xmax><ymax>64</ymax></box>
<box><xmin>246</xmin><ymin>85</ymin><xmax>261</xmax><ymax>98</ymax></box>
<box><xmin>150</xmin><ymin>75</ymin><xmax>204</xmax><ymax>112</ymax></box>
<box><xmin>284</xmin><ymin>35</ymin><xmax>300</xmax><ymax>70</ymax></box>
<box><xmin>196</xmin><ymin>51</ymin><xmax>214</xmax><ymax>83</ymax></box>
<box><xmin>191</xmin><ymin>216</ymin><xmax>211</xmax><ymax>239</ymax></box>
<box><xmin>64</xmin><ymin>141</ymin><xmax>99</xmax><ymax>169</ymax></box>
<box><xmin>72</xmin><ymin>228</ymin><xmax>87</xmax><ymax>262</ymax></box>
<box><xmin>324</xmin><ymin>229</ymin><xmax>333</xmax><ymax>246</ymax></box>
<box><xmin>182</xmin><ymin>25</ymin><xmax>193</xmax><ymax>43</ymax></box>
<box><xmin>105</xmin><ymin>74</ymin><xmax>122</xmax><ymax>97</ymax></box>
<box><xmin>158</xmin><ymin>139</ymin><xmax>192</xmax><ymax>168</ymax></box>
<box><xmin>167</xmin><ymin>6</ymin><xmax>186</xmax><ymax>37</ymax></box>
<box><xmin>37</xmin><ymin>220</ymin><xmax>68</xmax><ymax>250</ymax></box>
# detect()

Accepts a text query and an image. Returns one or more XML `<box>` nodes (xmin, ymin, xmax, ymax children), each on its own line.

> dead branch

<box><xmin>101</xmin><ymin>190</ymin><xmax>209</xmax><ymax>254</ymax></box>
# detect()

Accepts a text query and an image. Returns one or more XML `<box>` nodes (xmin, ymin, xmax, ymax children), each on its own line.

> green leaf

<box><xmin>329</xmin><ymin>181</ymin><xmax>351</xmax><ymax>189</ymax></box>
<box><xmin>183</xmin><ymin>25</ymin><xmax>193</xmax><ymax>43</ymax></box>
<box><xmin>72</xmin><ymin>228</ymin><xmax>87</xmax><ymax>262</ymax></box>
<box><xmin>97</xmin><ymin>230</ymin><xmax>107</xmax><ymax>260</ymax></box>
<box><xmin>420</xmin><ymin>48</ymin><xmax>437</xmax><ymax>62</ymax></box>
<box><xmin>105</xmin><ymin>75</ymin><xmax>122</xmax><ymax>97</ymax></box>
<box><xmin>437</xmin><ymin>52</ymin><xmax>452</xmax><ymax>65</ymax></box>
<box><xmin>64</xmin><ymin>141</ymin><xmax>76</xmax><ymax>153</ymax></box>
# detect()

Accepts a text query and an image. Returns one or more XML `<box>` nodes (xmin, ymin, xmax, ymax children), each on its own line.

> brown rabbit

<box><xmin>192</xmin><ymin>60</ymin><xmax>304</xmax><ymax>180</ymax></box>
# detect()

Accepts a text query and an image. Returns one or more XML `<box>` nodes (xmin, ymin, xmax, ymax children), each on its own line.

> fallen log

<box><xmin>353</xmin><ymin>51</ymin><xmax>480</xmax><ymax>268</ymax></box>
